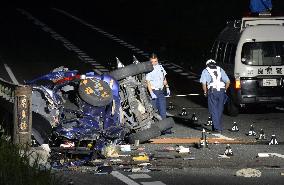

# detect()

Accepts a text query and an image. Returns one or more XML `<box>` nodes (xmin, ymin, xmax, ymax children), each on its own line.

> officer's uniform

<box><xmin>200</xmin><ymin>64</ymin><xmax>229</xmax><ymax>131</ymax></box>
<box><xmin>146</xmin><ymin>64</ymin><xmax>167</xmax><ymax>119</ymax></box>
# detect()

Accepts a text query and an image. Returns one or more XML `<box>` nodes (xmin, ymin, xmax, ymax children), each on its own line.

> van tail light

<box><xmin>235</xmin><ymin>79</ymin><xmax>241</xmax><ymax>89</ymax></box>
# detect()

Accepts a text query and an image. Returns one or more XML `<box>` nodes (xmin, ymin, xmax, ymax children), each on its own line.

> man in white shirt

<box><xmin>146</xmin><ymin>53</ymin><xmax>170</xmax><ymax>119</ymax></box>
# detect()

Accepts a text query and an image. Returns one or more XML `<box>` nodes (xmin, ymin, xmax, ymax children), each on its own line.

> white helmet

<box><xmin>206</xmin><ymin>59</ymin><xmax>216</xmax><ymax>66</ymax></box>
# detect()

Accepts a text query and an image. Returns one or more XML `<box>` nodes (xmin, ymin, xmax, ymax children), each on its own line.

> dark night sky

<box><xmin>3</xmin><ymin>0</ymin><xmax>284</xmax><ymax>67</ymax></box>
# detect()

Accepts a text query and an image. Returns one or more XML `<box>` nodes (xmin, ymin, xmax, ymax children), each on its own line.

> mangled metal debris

<box><xmin>26</xmin><ymin>60</ymin><xmax>174</xmax><ymax>166</ymax></box>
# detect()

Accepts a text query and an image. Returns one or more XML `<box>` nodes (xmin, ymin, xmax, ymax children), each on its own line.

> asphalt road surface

<box><xmin>1</xmin><ymin>8</ymin><xmax>284</xmax><ymax>185</ymax></box>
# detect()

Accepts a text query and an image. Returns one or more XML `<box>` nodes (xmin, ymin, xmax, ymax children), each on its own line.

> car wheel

<box><xmin>109</xmin><ymin>62</ymin><xmax>153</xmax><ymax>80</ymax></box>
<box><xmin>78</xmin><ymin>78</ymin><xmax>113</xmax><ymax>107</ymax></box>
<box><xmin>155</xmin><ymin>117</ymin><xmax>175</xmax><ymax>132</ymax></box>
<box><xmin>128</xmin><ymin>125</ymin><xmax>160</xmax><ymax>144</ymax></box>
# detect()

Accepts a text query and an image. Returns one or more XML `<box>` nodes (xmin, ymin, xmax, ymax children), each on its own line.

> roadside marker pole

<box><xmin>13</xmin><ymin>86</ymin><xmax>32</xmax><ymax>146</ymax></box>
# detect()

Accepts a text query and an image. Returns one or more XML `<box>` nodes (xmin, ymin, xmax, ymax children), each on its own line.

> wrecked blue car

<box><xmin>27</xmin><ymin>61</ymin><xmax>174</xmax><ymax>154</ymax></box>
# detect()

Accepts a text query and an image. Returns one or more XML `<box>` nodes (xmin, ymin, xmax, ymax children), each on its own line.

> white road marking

<box><xmin>93</xmin><ymin>69</ymin><xmax>103</xmax><ymax>74</ymax></box>
<box><xmin>94</xmin><ymin>66</ymin><xmax>106</xmax><ymax>69</ymax></box>
<box><xmin>4</xmin><ymin>63</ymin><xmax>19</xmax><ymax>85</ymax></box>
<box><xmin>258</xmin><ymin>153</ymin><xmax>284</xmax><ymax>159</ymax></box>
<box><xmin>111</xmin><ymin>171</ymin><xmax>140</xmax><ymax>185</ymax></box>
<box><xmin>90</xmin><ymin>63</ymin><xmax>101</xmax><ymax>66</ymax></box>
<box><xmin>128</xmin><ymin>174</ymin><xmax>152</xmax><ymax>179</ymax></box>
<box><xmin>141</xmin><ymin>181</ymin><xmax>167</xmax><ymax>185</ymax></box>
<box><xmin>18</xmin><ymin>9</ymin><xmax>105</xmax><ymax>75</ymax></box>
<box><xmin>99</xmin><ymin>69</ymin><xmax>110</xmax><ymax>72</ymax></box>
<box><xmin>175</xmin><ymin>95</ymin><xmax>187</xmax><ymax>97</ymax></box>
<box><xmin>170</xmin><ymin>63</ymin><xmax>183</xmax><ymax>68</ymax></box>
<box><xmin>50</xmin><ymin>8</ymin><xmax>200</xmax><ymax>80</ymax></box>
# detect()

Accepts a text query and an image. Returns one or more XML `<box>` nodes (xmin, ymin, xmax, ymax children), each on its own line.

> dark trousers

<box><xmin>208</xmin><ymin>89</ymin><xmax>227</xmax><ymax>131</ymax></box>
<box><xmin>152</xmin><ymin>90</ymin><xmax>166</xmax><ymax>119</ymax></box>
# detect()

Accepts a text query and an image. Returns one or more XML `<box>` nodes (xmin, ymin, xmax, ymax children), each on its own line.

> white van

<box><xmin>211</xmin><ymin>15</ymin><xmax>284</xmax><ymax>116</ymax></box>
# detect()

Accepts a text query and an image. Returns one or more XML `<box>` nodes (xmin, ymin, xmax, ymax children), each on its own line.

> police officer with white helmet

<box><xmin>146</xmin><ymin>53</ymin><xmax>170</xmax><ymax>119</ymax></box>
<box><xmin>200</xmin><ymin>59</ymin><xmax>230</xmax><ymax>133</ymax></box>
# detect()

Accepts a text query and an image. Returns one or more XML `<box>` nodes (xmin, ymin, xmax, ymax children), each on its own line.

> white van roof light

<box><xmin>241</xmin><ymin>16</ymin><xmax>284</xmax><ymax>31</ymax></box>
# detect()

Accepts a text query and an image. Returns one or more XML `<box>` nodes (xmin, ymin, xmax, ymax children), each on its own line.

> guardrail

<box><xmin>0</xmin><ymin>77</ymin><xmax>32</xmax><ymax>145</ymax></box>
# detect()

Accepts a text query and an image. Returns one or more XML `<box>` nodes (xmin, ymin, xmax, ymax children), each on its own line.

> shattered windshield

<box><xmin>241</xmin><ymin>42</ymin><xmax>284</xmax><ymax>66</ymax></box>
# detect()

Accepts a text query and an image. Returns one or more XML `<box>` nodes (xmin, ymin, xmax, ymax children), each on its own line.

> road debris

<box><xmin>176</xmin><ymin>145</ymin><xmax>190</xmax><ymax>153</ymax></box>
<box><xmin>131</xmin><ymin>167</ymin><xmax>151</xmax><ymax>173</ymax></box>
<box><xmin>95</xmin><ymin>165</ymin><xmax>113</xmax><ymax>175</ymax></box>
<box><xmin>134</xmin><ymin>140</ymin><xmax>140</xmax><ymax>147</ymax></box>
<box><xmin>120</xmin><ymin>145</ymin><xmax>131</xmax><ymax>152</ymax></box>
<box><xmin>236</xmin><ymin>168</ymin><xmax>262</xmax><ymax>177</ymax></box>
<box><xmin>102</xmin><ymin>144</ymin><xmax>120</xmax><ymax>158</ymax></box>
<box><xmin>132</xmin><ymin>153</ymin><xmax>150</xmax><ymax>161</ymax></box>
<box><xmin>137</xmin><ymin>163</ymin><xmax>152</xmax><ymax>167</ymax></box>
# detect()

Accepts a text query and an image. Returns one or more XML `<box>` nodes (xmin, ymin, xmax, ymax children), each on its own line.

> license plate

<box><xmin>262</xmin><ymin>79</ymin><xmax>277</xmax><ymax>87</ymax></box>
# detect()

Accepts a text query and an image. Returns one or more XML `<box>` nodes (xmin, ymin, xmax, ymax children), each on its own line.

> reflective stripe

<box><xmin>206</xmin><ymin>66</ymin><xmax>225</xmax><ymax>91</ymax></box>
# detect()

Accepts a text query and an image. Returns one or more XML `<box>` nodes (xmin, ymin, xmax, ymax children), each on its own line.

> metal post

<box><xmin>13</xmin><ymin>85</ymin><xmax>32</xmax><ymax>145</ymax></box>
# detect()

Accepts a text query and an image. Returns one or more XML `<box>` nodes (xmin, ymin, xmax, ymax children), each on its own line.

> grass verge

<box><xmin>0</xmin><ymin>137</ymin><xmax>62</xmax><ymax>185</ymax></box>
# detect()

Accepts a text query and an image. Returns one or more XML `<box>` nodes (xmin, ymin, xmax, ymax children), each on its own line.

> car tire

<box><xmin>226</xmin><ymin>98</ymin><xmax>239</xmax><ymax>117</ymax></box>
<box><xmin>78</xmin><ymin>78</ymin><xmax>113</xmax><ymax>107</ymax></box>
<box><xmin>128</xmin><ymin>125</ymin><xmax>161</xmax><ymax>144</ymax></box>
<box><xmin>155</xmin><ymin>117</ymin><xmax>175</xmax><ymax>132</ymax></box>
<box><xmin>109</xmin><ymin>62</ymin><xmax>153</xmax><ymax>80</ymax></box>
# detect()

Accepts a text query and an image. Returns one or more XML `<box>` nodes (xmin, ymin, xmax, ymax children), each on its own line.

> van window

<box><xmin>224</xmin><ymin>44</ymin><xmax>237</xmax><ymax>64</ymax></box>
<box><xmin>224</xmin><ymin>44</ymin><xmax>231</xmax><ymax>64</ymax></box>
<box><xmin>211</xmin><ymin>41</ymin><xmax>218</xmax><ymax>60</ymax></box>
<box><xmin>241</xmin><ymin>42</ymin><xmax>284</xmax><ymax>66</ymax></box>
<box><xmin>229</xmin><ymin>45</ymin><xmax>237</xmax><ymax>64</ymax></box>
<box><xmin>216</xmin><ymin>42</ymin><xmax>225</xmax><ymax>63</ymax></box>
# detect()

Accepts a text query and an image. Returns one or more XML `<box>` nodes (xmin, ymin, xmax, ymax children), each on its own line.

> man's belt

<box><xmin>209</xmin><ymin>87</ymin><xmax>225</xmax><ymax>91</ymax></box>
